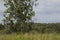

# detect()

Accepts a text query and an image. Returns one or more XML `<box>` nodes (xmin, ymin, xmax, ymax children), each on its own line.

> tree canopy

<box><xmin>3</xmin><ymin>0</ymin><xmax>37</xmax><ymax>32</ymax></box>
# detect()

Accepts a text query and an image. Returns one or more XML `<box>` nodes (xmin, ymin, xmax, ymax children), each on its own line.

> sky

<box><xmin>0</xmin><ymin>0</ymin><xmax>60</xmax><ymax>23</ymax></box>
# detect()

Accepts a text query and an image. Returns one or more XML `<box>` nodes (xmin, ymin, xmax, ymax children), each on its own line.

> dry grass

<box><xmin>0</xmin><ymin>33</ymin><xmax>60</xmax><ymax>40</ymax></box>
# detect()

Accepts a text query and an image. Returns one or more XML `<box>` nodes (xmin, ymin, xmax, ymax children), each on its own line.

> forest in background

<box><xmin>0</xmin><ymin>23</ymin><xmax>60</xmax><ymax>34</ymax></box>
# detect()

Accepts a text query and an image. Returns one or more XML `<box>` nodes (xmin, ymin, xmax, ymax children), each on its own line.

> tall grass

<box><xmin>0</xmin><ymin>33</ymin><xmax>60</xmax><ymax>40</ymax></box>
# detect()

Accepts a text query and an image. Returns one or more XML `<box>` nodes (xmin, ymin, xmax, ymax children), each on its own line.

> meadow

<box><xmin>0</xmin><ymin>23</ymin><xmax>60</xmax><ymax>40</ymax></box>
<box><xmin>0</xmin><ymin>33</ymin><xmax>60</xmax><ymax>40</ymax></box>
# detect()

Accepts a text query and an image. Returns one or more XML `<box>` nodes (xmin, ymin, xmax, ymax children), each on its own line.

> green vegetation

<box><xmin>0</xmin><ymin>33</ymin><xmax>60</xmax><ymax>40</ymax></box>
<box><xmin>0</xmin><ymin>23</ymin><xmax>60</xmax><ymax>33</ymax></box>
<box><xmin>0</xmin><ymin>0</ymin><xmax>60</xmax><ymax>40</ymax></box>
<box><xmin>0</xmin><ymin>23</ymin><xmax>60</xmax><ymax>40</ymax></box>
<box><xmin>0</xmin><ymin>24</ymin><xmax>5</xmax><ymax>30</ymax></box>
<box><xmin>3</xmin><ymin>0</ymin><xmax>36</xmax><ymax>33</ymax></box>
<box><xmin>32</xmin><ymin>23</ymin><xmax>60</xmax><ymax>33</ymax></box>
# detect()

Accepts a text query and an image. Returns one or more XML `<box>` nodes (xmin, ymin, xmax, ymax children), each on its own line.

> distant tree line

<box><xmin>0</xmin><ymin>23</ymin><xmax>60</xmax><ymax>33</ymax></box>
<box><xmin>32</xmin><ymin>23</ymin><xmax>60</xmax><ymax>33</ymax></box>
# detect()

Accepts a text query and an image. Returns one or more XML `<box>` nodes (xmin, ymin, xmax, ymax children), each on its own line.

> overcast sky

<box><xmin>0</xmin><ymin>0</ymin><xmax>60</xmax><ymax>23</ymax></box>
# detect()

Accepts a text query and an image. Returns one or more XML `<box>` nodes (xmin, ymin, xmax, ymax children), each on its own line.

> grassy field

<box><xmin>0</xmin><ymin>33</ymin><xmax>60</xmax><ymax>40</ymax></box>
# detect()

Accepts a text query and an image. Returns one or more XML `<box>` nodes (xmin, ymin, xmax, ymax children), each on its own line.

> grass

<box><xmin>0</xmin><ymin>33</ymin><xmax>60</xmax><ymax>40</ymax></box>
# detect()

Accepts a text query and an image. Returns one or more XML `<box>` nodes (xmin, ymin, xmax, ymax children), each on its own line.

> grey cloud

<box><xmin>33</xmin><ymin>0</ymin><xmax>60</xmax><ymax>23</ymax></box>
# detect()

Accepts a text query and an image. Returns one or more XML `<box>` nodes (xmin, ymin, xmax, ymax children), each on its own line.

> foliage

<box><xmin>3</xmin><ymin>0</ymin><xmax>36</xmax><ymax>33</ymax></box>
<box><xmin>33</xmin><ymin>23</ymin><xmax>60</xmax><ymax>33</ymax></box>
<box><xmin>0</xmin><ymin>24</ymin><xmax>5</xmax><ymax>30</ymax></box>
